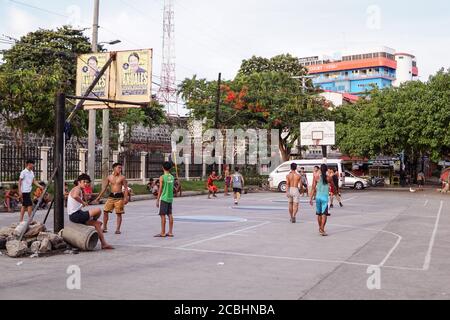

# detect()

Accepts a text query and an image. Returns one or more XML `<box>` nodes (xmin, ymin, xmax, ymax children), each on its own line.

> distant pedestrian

<box><xmin>329</xmin><ymin>169</ymin><xmax>343</xmax><ymax>209</ymax></box>
<box><xmin>310</xmin><ymin>164</ymin><xmax>332</xmax><ymax>236</ymax></box>
<box><xmin>298</xmin><ymin>167</ymin><xmax>309</xmax><ymax>197</ymax></box>
<box><xmin>18</xmin><ymin>160</ymin><xmax>42</xmax><ymax>222</ymax></box>
<box><xmin>4</xmin><ymin>184</ymin><xmax>20</xmax><ymax>212</ymax></box>
<box><xmin>231</xmin><ymin>167</ymin><xmax>245</xmax><ymax>205</ymax></box>
<box><xmin>155</xmin><ymin>161</ymin><xmax>175</xmax><ymax>238</ymax></box>
<box><xmin>174</xmin><ymin>178</ymin><xmax>182</xmax><ymax>197</ymax></box>
<box><xmin>207</xmin><ymin>171</ymin><xmax>222</xmax><ymax>199</ymax></box>
<box><xmin>417</xmin><ymin>171</ymin><xmax>425</xmax><ymax>191</ymax></box>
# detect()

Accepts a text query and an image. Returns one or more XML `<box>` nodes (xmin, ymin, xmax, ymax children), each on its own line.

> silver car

<box><xmin>344</xmin><ymin>171</ymin><xmax>369</xmax><ymax>190</ymax></box>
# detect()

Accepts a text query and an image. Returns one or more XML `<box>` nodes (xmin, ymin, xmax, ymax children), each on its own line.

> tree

<box><xmin>1</xmin><ymin>26</ymin><xmax>94</xmax><ymax>141</ymax></box>
<box><xmin>109</xmin><ymin>100</ymin><xmax>167</xmax><ymax>149</ymax></box>
<box><xmin>179</xmin><ymin>71</ymin><xmax>329</xmax><ymax>161</ymax></box>
<box><xmin>238</xmin><ymin>54</ymin><xmax>308</xmax><ymax>78</ymax></box>
<box><xmin>334</xmin><ymin>68</ymin><xmax>450</xmax><ymax>174</ymax></box>
<box><xmin>0</xmin><ymin>67</ymin><xmax>62</xmax><ymax>146</ymax></box>
<box><xmin>1</xmin><ymin>26</ymin><xmax>92</xmax><ymax>89</ymax></box>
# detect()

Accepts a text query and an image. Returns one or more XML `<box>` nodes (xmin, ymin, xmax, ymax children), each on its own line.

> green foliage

<box><xmin>238</xmin><ymin>53</ymin><xmax>308</xmax><ymax>78</ymax></box>
<box><xmin>179</xmin><ymin>54</ymin><xmax>330</xmax><ymax>160</ymax></box>
<box><xmin>0</xmin><ymin>67</ymin><xmax>62</xmax><ymax>146</ymax></box>
<box><xmin>334</xmin><ymin>68</ymin><xmax>450</xmax><ymax>162</ymax></box>
<box><xmin>0</xmin><ymin>26</ymin><xmax>93</xmax><ymax>142</ymax></box>
<box><xmin>109</xmin><ymin>100</ymin><xmax>167</xmax><ymax>147</ymax></box>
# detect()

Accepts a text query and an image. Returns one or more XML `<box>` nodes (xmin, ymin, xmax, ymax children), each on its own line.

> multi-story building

<box><xmin>300</xmin><ymin>46</ymin><xmax>419</xmax><ymax>95</ymax></box>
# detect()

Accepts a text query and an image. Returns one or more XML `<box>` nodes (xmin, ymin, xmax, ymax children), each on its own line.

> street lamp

<box><xmin>99</xmin><ymin>39</ymin><xmax>121</xmax><ymax>45</ymax></box>
<box><xmin>98</xmin><ymin>39</ymin><xmax>121</xmax><ymax>50</ymax></box>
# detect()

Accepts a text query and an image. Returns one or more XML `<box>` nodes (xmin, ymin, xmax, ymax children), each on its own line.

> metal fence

<box><xmin>0</xmin><ymin>145</ymin><xmax>41</xmax><ymax>183</ymax></box>
<box><xmin>47</xmin><ymin>148</ymin><xmax>80</xmax><ymax>182</ymax></box>
<box><xmin>146</xmin><ymin>152</ymin><xmax>165</xmax><ymax>180</ymax></box>
<box><xmin>119</xmin><ymin>151</ymin><xmax>141</xmax><ymax>180</ymax></box>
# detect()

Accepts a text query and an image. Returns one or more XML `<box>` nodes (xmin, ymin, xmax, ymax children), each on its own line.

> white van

<box><xmin>268</xmin><ymin>159</ymin><xmax>345</xmax><ymax>192</ymax></box>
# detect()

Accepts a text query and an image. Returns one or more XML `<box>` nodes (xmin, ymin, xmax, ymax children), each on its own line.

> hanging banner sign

<box><xmin>116</xmin><ymin>49</ymin><xmax>152</xmax><ymax>105</ymax></box>
<box><xmin>76</xmin><ymin>53</ymin><xmax>111</xmax><ymax>109</ymax></box>
<box><xmin>75</xmin><ymin>49</ymin><xmax>152</xmax><ymax>109</ymax></box>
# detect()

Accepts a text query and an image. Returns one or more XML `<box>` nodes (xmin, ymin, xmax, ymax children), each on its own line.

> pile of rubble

<box><xmin>0</xmin><ymin>221</ymin><xmax>68</xmax><ymax>258</ymax></box>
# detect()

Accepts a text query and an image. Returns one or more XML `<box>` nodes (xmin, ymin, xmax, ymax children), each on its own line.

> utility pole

<box><xmin>87</xmin><ymin>0</ymin><xmax>99</xmax><ymax>184</ymax></box>
<box><xmin>213</xmin><ymin>73</ymin><xmax>221</xmax><ymax>172</ymax></box>
<box><xmin>215</xmin><ymin>72</ymin><xmax>221</xmax><ymax>129</ymax></box>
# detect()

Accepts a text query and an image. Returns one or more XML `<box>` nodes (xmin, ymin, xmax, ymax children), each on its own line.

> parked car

<box><xmin>268</xmin><ymin>159</ymin><xmax>345</xmax><ymax>192</ymax></box>
<box><xmin>344</xmin><ymin>171</ymin><xmax>369</xmax><ymax>190</ymax></box>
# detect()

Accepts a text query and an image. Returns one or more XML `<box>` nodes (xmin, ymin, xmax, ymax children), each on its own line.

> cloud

<box><xmin>5</xmin><ymin>6</ymin><xmax>36</xmax><ymax>37</ymax></box>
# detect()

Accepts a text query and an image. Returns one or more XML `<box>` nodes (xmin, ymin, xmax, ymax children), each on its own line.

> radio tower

<box><xmin>158</xmin><ymin>0</ymin><xmax>178</xmax><ymax>116</ymax></box>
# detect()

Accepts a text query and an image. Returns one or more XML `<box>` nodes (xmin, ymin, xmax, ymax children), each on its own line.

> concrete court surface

<box><xmin>0</xmin><ymin>190</ymin><xmax>449</xmax><ymax>300</ymax></box>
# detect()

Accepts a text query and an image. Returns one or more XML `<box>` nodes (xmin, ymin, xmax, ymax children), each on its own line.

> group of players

<box><xmin>286</xmin><ymin>163</ymin><xmax>343</xmax><ymax>236</ymax></box>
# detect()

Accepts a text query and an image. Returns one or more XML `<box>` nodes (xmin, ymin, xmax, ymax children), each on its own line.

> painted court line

<box><xmin>117</xmin><ymin>243</ymin><xmax>422</xmax><ymax>272</ymax></box>
<box><xmin>423</xmin><ymin>200</ymin><xmax>444</xmax><ymax>271</ymax></box>
<box><xmin>178</xmin><ymin>221</ymin><xmax>271</xmax><ymax>248</ymax></box>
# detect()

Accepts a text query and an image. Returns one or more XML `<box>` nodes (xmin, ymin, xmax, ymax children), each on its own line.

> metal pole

<box><xmin>88</xmin><ymin>0</ymin><xmax>100</xmax><ymax>183</ymax></box>
<box><xmin>100</xmin><ymin>0</ymin><xmax>109</xmax><ymax>190</ymax></box>
<box><xmin>54</xmin><ymin>93</ymin><xmax>66</xmax><ymax>233</ymax></box>
<box><xmin>214</xmin><ymin>73</ymin><xmax>221</xmax><ymax>171</ymax></box>
<box><xmin>215</xmin><ymin>72</ymin><xmax>221</xmax><ymax>129</ymax></box>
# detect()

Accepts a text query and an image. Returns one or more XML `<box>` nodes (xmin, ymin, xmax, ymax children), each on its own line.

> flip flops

<box><xmin>154</xmin><ymin>234</ymin><xmax>166</xmax><ymax>238</ymax></box>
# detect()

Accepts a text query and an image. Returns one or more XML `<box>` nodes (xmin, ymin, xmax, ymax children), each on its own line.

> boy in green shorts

<box><xmin>155</xmin><ymin>161</ymin><xmax>175</xmax><ymax>238</ymax></box>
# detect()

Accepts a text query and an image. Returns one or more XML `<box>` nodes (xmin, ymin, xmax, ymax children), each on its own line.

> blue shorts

<box><xmin>316</xmin><ymin>195</ymin><xmax>329</xmax><ymax>216</ymax></box>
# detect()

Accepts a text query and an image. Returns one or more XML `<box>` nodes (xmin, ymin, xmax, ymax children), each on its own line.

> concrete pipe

<box><xmin>60</xmin><ymin>223</ymin><xmax>99</xmax><ymax>251</ymax></box>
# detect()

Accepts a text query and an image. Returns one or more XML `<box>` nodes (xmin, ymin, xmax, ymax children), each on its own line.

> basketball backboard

<box><xmin>300</xmin><ymin>121</ymin><xmax>336</xmax><ymax>146</ymax></box>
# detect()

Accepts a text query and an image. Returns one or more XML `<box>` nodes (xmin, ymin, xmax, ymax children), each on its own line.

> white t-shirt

<box><xmin>19</xmin><ymin>169</ymin><xmax>35</xmax><ymax>193</ymax></box>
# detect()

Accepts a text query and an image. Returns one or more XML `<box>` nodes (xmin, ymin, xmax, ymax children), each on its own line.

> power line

<box><xmin>8</xmin><ymin>0</ymin><xmax>70</xmax><ymax>18</ymax></box>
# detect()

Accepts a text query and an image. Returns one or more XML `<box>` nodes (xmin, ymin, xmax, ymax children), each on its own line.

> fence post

<box><xmin>184</xmin><ymin>154</ymin><xmax>190</xmax><ymax>181</ymax></box>
<box><xmin>112</xmin><ymin>150</ymin><xmax>119</xmax><ymax>164</ymax></box>
<box><xmin>78</xmin><ymin>148</ymin><xmax>88</xmax><ymax>175</ymax></box>
<box><xmin>140</xmin><ymin>152</ymin><xmax>148</xmax><ymax>184</ymax></box>
<box><xmin>39</xmin><ymin>146</ymin><xmax>51</xmax><ymax>183</ymax></box>
<box><xmin>218</xmin><ymin>156</ymin><xmax>222</xmax><ymax>176</ymax></box>
<box><xmin>202</xmin><ymin>163</ymin><xmax>206</xmax><ymax>179</ymax></box>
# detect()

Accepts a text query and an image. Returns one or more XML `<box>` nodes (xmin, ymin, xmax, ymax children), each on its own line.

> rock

<box><xmin>49</xmin><ymin>234</ymin><xmax>64</xmax><ymax>246</ymax></box>
<box><xmin>30</xmin><ymin>241</ymin><xmax>41</xmax><ymax>253</ymax></box>
<box><xmin>0</xmin><ymin>227</ymin><xmax>14</xmax><ymax>238</ymax></box>
<box><xmin>9</xmin><ymin>223</ymin><xmax>18</xmax><ymax>229</ymax></box>
<box><xmin>37</xmin><ymin>232</ymin><xmax>54</xmax><ymax>241</ymax></box>
<box><xmin>24</xmin><ymin>223</ymin><xmax>46</xmax><ymax>239</ymax></box>
<box><xmin>39</xmin><ymin>238</ymin><xmax>52</xmax><ymax>253</ymax></box>
<box><xmin>37</xmin><ymin>232</ymin><xmax>65</xmax><ymax>248</ymax></box>
<box><xmin>13</xmin><ymin>221</ymin><xmax>28</xmax><ymax>237</ymax></box>
<box><xmin>6</xmin><ymin>240</ymin><xmax>28</xmax><ymax>258</ymax></box>
<box><xmin>0</xmin><ymin>237</ymin><xmax>7</xmax><ymax>250</ymax></box>
<box><xmin>52</xmin><ymin>240</ymin><xmax>67</xmax><ymax>250</ymax></box>
<box><xmin>26</xmin><ymin>236</ymin><xmax>37</xmax><ymax>245</ymax></box>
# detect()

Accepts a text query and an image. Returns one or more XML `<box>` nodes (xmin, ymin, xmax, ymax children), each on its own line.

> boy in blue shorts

<box><xmin>310</xmin><ymin>164</ymin><xmax>332</xmax><ymax>236</ymax></box>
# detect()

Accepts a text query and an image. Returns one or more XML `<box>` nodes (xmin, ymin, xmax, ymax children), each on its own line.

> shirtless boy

<box><xmin>95</xmin><ymin>163</ymin><xmax>129</xmax><ymax>234</ymax></box>
<box><xmin>286</xmin><ymin>163</ymin><xmax>301</xmax><ymax>223</ymax></box>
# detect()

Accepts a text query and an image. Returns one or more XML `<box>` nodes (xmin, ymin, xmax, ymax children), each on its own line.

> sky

<box><xmin>1</xmin><ymin>0</ymin><xmax>449</xmax><ymax>85</ymax></box>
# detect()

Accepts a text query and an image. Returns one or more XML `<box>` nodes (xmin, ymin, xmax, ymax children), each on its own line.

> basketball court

<box><xmin>1</xmin><ymin>189</ymin><xmax>449</xmax><ymax>300</ymax></box>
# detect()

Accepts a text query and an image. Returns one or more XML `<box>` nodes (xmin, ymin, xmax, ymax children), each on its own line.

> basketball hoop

<box><xmin>313</xmin><ymin>139</ymin><xmax>321</xmax><ymax>147</ymax></box>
